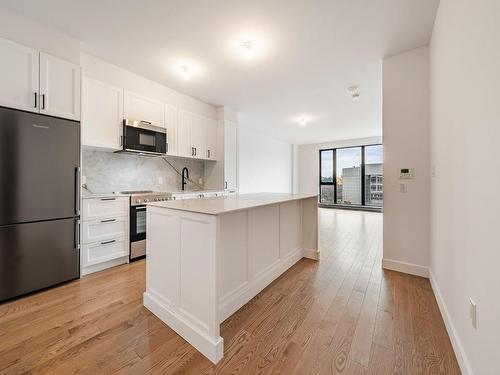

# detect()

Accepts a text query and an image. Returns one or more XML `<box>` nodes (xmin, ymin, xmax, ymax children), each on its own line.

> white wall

<box><xmin>80</xmin><ymin>53</ymin><xmax>216</xmax><ymax>119</ymax></box>
<box><xmin>297</xmin><ymin>136</ymin><xmax>382</xmax><ymax>195</ymax></box>
<box><xmin>238</xmin><ymin>125</ymin><xmax>293</xmax><ymax>194</ymax></box>
<box><xmin>430</xmin><ymin>1</ymin><xmax>500</xmax><ymax>374</ymax></box>
<box><xmin>382</xmin><ymin>47</ymin><xmax>430</xmax><ymax>277</ymax></box>
<box><xmin>0</xmin><ymin>7</ymin><xmax>80</xmax><ymax>64</ymax></box>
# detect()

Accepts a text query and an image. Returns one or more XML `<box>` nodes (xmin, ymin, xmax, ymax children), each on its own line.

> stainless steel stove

<box><xmin>123</xmin><ymin>190</ymin><xmax>171</xmax><ymax>206</ymax></box>
<box><xmin>119</xmin><ymin>190</ymin><xmax>171</xmax><ymax>261</ymax></box>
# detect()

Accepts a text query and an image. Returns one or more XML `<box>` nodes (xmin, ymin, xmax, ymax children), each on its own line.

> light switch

<box><xmin>158</xmin><ymin>177</ymin><xmax>164</xmax><ymax>185</ymax></box>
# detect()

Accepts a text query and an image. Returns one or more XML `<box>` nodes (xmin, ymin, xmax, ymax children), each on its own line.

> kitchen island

<box><xmin>143</xmin><ymin>193</ymin><xmax>319</xmax><ymax>363</ymax></box>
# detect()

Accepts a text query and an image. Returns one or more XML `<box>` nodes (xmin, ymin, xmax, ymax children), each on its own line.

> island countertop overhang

<box><xmin>146</xmin><ymin>193</ymin><xmax>318</xmax><ymax>215</ymax></box>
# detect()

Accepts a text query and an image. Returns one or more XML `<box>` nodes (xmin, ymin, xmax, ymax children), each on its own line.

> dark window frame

<box><xmin>319</xmin><ymin>144</ymin><xmax>383</xmax><ymax>208</ymax></box>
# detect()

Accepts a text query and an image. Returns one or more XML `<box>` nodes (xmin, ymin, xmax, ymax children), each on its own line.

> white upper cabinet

<box><xmin>224</xmin><ymin>120</ymin><xmax>238</xmax><ymax>190</ymax></box>
<box><xmin>206</xmin><ymin>118</ymin><xmax>217</xmax><ymax>160</ymax></box>
<box><xmin>191</xmin><ymin>113</ymin><xmax>207</xmax><ymax>159</ymax></box>
<box><xmin>177</xmin><ymin>110</ymin><xmax>215</xmax><ymax>160</ymax></box>
<box><xmin>0</xmin><ymin>38</ymin><xmax>80</xmax><ymax>120</ymax></box>
<box><xmin>39</xmin><ymin>53</ymin><xmax>81</xmax><ymax>120</ymax></box>
<box><xmin>177</xmin><ymin>109</ymin><xmax>193</xmax><ymax>158</ymax></box>
<box><xmin>164</xmin><ymin>104</ymin><xmax>178</xmax><ymax>156</ymax></box>
<box><xmin>0</xmin><ymin>37</ymin><xmax>39</xmax><ymax>112</ymax></box>
<box><xmin>124</xmin><ymin>90</ymin><xmax>164</xmax><ymax>127</ymax></box>
<box><xmin>82</xmin><ymin>77</ymin><xmax>123</xmax><ymax>150</ymax></box>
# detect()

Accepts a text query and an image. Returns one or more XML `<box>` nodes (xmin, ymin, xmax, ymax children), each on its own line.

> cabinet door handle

<box><xmin>101</xmin><ymin>218</ymin><xmax>116</xmax><ymax>223</ymax></box>
<box><xmin>225</xmin><ymin>181</ymin><xmax>228</xmax><ymax>189</ymax></box>
<box><xmin>100</xmin><ymin>197</ymin><xmax>116</xmax><ymax>201</ymax></box>
<box><xmin>194</xmin><ymin>147</ymin><xmax>197</xmax><ymax>156</ymax></box>
<box><xmin>41</xmin><ymin>94</ymin><xmax>45</xmax><ymax>109</ymax></box>
<box><xmin>207</xmin><ymin>149</ymin><xmax>210</xmax><ymax>158</ymax></box>
<box><xmin>166</xmin><ymin>142</ymin><xmax>169</xmax><ymax>153</ymax></box>
<box><xmin>33</xmin><ymin>92</ymin><xmax>37</xmax><ymax>108</ymax></box>
<box><xmin>140</xmin><ymin>120</ymin><xmax>152</xmax><ymax>125</ymax></box>
<box><xmin>101</xmin><ymin>239</ymin><xmax>116</xmax><ymax>245</ymax></box>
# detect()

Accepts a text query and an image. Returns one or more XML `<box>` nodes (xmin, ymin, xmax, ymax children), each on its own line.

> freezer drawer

<box><xmin>81</xmin><ymin>217</ymin><xmax>128</xmax><ymax>244</ymax></box>
<box><xmin>0</xmin><ymin>218</ymin><xmax>80</xmax><ymax>302</ymax></box>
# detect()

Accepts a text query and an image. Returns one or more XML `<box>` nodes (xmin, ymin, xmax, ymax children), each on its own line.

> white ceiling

<box><xmin>1</xmin><ymin>0</ymin><xmax>439</xmax><ymax>144</ymax></box>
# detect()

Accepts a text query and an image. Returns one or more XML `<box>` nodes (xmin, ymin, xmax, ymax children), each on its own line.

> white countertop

<box><xmin>147</xmin><ymin>193</ymin><xmax>318</xmax><ymax>215</ymax></box>
<box><xmin>169</xmin><ymin>189</ymin><xmax>226</xmax><ymax>195</ymax></box>
<box><xmin>82</xmin><ymin>191</ymin><xmax>131</xmax><ymax>199</ymax></box>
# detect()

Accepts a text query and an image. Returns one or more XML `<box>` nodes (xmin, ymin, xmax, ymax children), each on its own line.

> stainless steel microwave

<box><xmin>116</xmin><ymin>119</ymin><xmax>167</xmax><ymax>156</ymax></box>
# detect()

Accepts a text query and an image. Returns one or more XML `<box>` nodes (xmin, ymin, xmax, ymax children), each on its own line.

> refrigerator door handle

<box><xmin>74</xmin><ymin>167</ymin><xmax>81</xmax><ymax>215</ymax></box>
<box><xmin>74</xmin><ymin>219</ymin><xmax>80</xmax><ymax>249</ymax></box>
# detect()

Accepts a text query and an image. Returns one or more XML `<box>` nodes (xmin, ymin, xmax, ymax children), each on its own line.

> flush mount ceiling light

<box><xmin>294</xmin><ymin>115</ymin><xmax>315</xmax><ymax>127</ymax></box>
<box><xmin>241</xmin><ymin>40</ymin><xmax>254</xmax><ymax>58</ymax></box>
<box><xmin>348</xmin><ymin>85</ymin><xmax>360</xmax><ymax>98</ymax></box>
<box><xmin>229</xmin><ymin>33</ymin><xmax>268</xmax><ymax>60</ymax></box>
<box><xmin>180</xmin><ymin>65</ymin><xmax>191</xmax><ymax>80</ymax></box>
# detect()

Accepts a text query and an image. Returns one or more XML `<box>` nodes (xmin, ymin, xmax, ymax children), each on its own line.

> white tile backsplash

<box><xmin>82</xmin><ymin>150</ymin><xmax>204</xmax><ymax>193</ymax></box>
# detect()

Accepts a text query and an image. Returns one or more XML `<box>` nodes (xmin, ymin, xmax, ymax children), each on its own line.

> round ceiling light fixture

<box><xmin>180</xmin><ymin>65</ymin><xmax>191</xmax><ymax>80</ymax></box>
<box><xmin>295</xmin><ymin>115</ymin><xmax>315</xmax><ymax>127</ymax></box>
<box><xmin>241</xmin><ymin>40</ymin><xmax>254</xmax><ymax>58</ymax></box>
<box><xmin>348</xmin><ymin>85</ymin><xmax>360</xmax><ymax>98</ymax></box>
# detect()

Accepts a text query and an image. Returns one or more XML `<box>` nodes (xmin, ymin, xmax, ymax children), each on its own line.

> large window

<box><xmin>319</xmin><ymin>145</ymin><xmax>383</xmax><ymax>208</ymax></box>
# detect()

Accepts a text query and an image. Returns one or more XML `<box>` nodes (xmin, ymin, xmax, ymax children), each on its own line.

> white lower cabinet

<box><xmin>82</xmin><ymin>216</ymin><xmax>128</xmax><ymax>244</ymax></box>
<box><xmin>81</xmin><ymin>237</ymin><xmax>128</xmax><ymax>268</ymax></box>
<box><xmin>81</xmin><ymin>196</ymin><xmax>130</xmax><ymax>275</ymax></box>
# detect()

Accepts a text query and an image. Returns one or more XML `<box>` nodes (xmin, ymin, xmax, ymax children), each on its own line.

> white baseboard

<box><xmin>381</xmin><ymin>258</ymin><xmax>429</xmax><ymax>278</ymax></box>
<box><xmin>303</xmin><ymin>248</ymin><xmax>320</xmax><ymax>260</ymax></box>
<box><xmin>144</xmin><ymin>292</ymin><xmax>224</xmax><ymax>364</ymax></box>
<box><xmin>429</xmin><ymin>270</ymin><xmax>473</xmax><ymax>375</ymax></box>
<box><xmin>81</xmin><ymin>256</ymin><xmax>128</xmax><ymax>276</ymax></box>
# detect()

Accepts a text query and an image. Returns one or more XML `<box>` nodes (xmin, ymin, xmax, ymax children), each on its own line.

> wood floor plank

<box><xmin>0</xmin><ymin>209</ymin><xmax>461</xmax><ymax>375</ymax></box>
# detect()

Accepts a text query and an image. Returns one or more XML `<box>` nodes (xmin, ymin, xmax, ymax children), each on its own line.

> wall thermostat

<box><xmin>400</xmin><ymin>168</ymin><xmax>414</xmax><ymax>179</ymax></box>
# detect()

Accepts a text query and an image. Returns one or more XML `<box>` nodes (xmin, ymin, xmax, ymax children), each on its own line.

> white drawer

<box><xmin>82</xmin><ymin>197</ymin><xmax>129</xmax><ymax>220</ymax></box>
<box><xmin>81</xmin><ymin>236</ymin><xmax>128</xmax><ymax>267</ymax></box>
<box><xmin>82</xmin><ymin>217</ymin><xmax>128</xmax><ymax>244</ymax></box>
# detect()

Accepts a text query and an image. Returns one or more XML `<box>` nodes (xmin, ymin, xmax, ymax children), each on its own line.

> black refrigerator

<box><xmin>0</xmin><ymin>107</ymin><xmax>80</xmax><ymax>302</ymax></box>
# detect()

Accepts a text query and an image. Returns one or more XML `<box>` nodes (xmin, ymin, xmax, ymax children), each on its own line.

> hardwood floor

<box><xmin>0</xmin><ymin>209</ymin><xmax>461</xmax><ymax>374</ymax></box>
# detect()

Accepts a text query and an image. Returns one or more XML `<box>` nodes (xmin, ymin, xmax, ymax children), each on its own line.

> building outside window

<box><xmin>319</xmin><ymin>144</ymin><xmax>383</xmax><ymax>208</ymax></box>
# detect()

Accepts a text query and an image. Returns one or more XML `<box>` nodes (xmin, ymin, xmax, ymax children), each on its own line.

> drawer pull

<box><xmin>101</xmin><ymin>240</ymin><xmax>116</xmax><ymax>245</ymax></box>
<box><xmin>100</xmin><ymin>197</ymin><xmax>116</xmax><ymax>201</ymax></box>
<box><xmin>101</xmin><ymin>219</ymin><xmax>116</xmax><ymax>223</ymax></box>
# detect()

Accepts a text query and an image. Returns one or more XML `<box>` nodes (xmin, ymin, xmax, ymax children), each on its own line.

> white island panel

<box><xmin>144</xmin><ymin>193</ymin><xmax>318</xmax><ymax>364</ymax></box>
<box><xmin>249</xmin><ymin>205</ymin><xmax>280</xmax><ymax>279</ymax></box>
<box><xmin>218</xmin><ymin>211</ymin><xmax>249</xmax><ymax>303</ymax></box>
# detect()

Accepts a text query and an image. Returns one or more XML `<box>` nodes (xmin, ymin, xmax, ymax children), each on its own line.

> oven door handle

<box><xmin>135</xmin><ymin>207</ymin><xmax>147</xmax><ymax>211</ymax></box>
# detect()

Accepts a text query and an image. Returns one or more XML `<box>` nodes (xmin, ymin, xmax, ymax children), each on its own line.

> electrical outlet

<box><xmin>198</xmin><ymin>178</ymin><xmax>203</xmax><ymax>185</ymax></box>
<box><xmin>158</xmin><ymin>177</ymin><xmax>164</xmax><ymax>185</ymax></box>
<box><xmin>400</xmin><ymin>183</ymin><xmax>407</xmax><ymax>193</ymax></box>
<box><xmin>470</xmin><ymin>298</ymin><xmax>477</xmax><ymax>329</ymax></box>
<box><xmin>81</xmin><ymin>175</ymin><xmax>86</xmax><ymax>185</ymax></box>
